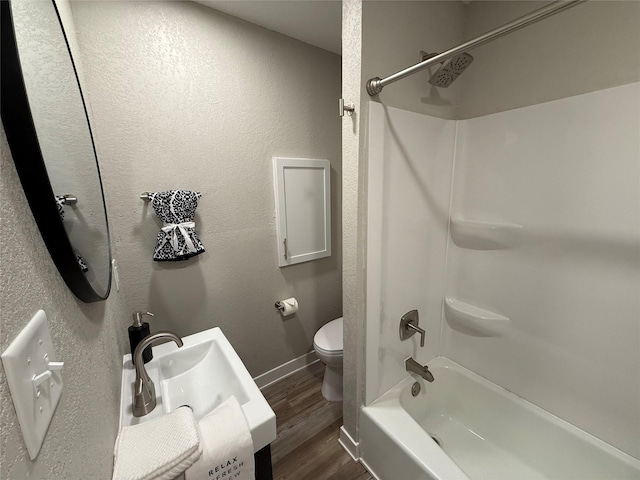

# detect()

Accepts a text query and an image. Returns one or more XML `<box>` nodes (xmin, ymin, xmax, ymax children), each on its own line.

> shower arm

<box><xmin>366</xmin><ymin>0</ymin><xmax>587</xmax><ymax>96</ymax></box>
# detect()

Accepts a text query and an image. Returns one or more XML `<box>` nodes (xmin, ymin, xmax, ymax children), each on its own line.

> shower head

<box><xmin>428</xmin><ymin>52</ymin><xmax>474</xmax><ymax>88</ymax></box>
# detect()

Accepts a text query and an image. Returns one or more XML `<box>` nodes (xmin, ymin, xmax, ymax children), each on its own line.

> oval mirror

<box><xmin>1</xmin><ymin>0</ymin><xmax>111</xmax><ymax>302</ymax></box>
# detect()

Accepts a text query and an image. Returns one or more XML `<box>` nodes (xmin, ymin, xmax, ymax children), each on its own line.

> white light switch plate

<box><xmin>1</xmin><ymin>310</ymin><xmax>63</xmax><ymax>459</ymax></box>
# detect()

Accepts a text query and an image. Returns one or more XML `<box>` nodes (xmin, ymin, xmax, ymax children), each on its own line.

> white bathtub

<box><xmin>360</xmin><ymin>357</ymin><xmax>640</xmax><ymax>480</ymax></box>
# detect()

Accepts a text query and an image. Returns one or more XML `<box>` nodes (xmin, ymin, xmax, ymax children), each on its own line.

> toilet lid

<box><xmin>314</xmin><ymin>317</ymin><xmax>343</xmax><ymax>352</ymax></box>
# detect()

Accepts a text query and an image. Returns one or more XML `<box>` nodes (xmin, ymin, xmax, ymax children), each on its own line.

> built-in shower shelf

<box><xmin>450</xmin><ymin>218</ymin><xmax>523</xmax><ymax>250</ymax></box>
<box><xmin>444</xmin><ymin>297</ymin><xmax>511</xmax><ymax>337</ymax></box>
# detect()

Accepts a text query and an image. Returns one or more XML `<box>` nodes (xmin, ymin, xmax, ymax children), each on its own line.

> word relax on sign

<box><xmin>208</xmin><ymin>457</ymin><xmax>245</xmax><ymax>480</ymax></box>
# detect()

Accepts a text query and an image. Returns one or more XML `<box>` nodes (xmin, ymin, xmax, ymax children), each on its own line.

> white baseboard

<box><xmin>359</xmin><ymin>458</ymin><xmax>381</xmax><ymax>480</ymax></box>
<box><xmin>254</xmin><ymin>351</ymin><xmax>319</xmax><ymax>389</ymax></box>
<box><xmin>338</xmin><ymin>426</ymin><xmax>360</xmax><ymax>461</ymax></box>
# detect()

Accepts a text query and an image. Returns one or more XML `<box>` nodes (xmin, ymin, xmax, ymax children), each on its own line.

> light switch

<box><xmin>1</xmin><ymin>310</ymin><xmax>63</xmax><ymax>459</ymax></box>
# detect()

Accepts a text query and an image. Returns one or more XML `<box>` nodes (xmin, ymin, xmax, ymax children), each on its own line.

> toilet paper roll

<box><xmin>276</xmin><ymin>297</ymin><xmax>298</xmax><ymax>316</ymax></box>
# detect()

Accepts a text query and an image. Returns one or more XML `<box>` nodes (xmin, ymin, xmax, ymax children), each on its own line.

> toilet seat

<box><xmin>313</xmin><ymin>317</ymin><xmax>343</xmax><ymax>354</ymax></box>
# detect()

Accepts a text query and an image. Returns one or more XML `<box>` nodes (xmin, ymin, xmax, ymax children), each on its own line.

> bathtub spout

<box><xmin>406</xmin><ymin>357</ymin><xmax>434</xmax><ymax>382</ymax></box>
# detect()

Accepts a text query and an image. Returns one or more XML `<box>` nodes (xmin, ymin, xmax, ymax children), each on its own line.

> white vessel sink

<box><xmin>119</xmin><ymin>327</ymin><xmax>276</xmax><ymax>452</ymax></box>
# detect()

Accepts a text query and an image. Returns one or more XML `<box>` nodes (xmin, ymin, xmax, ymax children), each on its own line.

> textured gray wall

<box><xmin>360</xmin><ymin>1</ymin><xmax>640</xmax><ymax>120</ymax></box>
<box><xmin>0</xmin><ymin>127</ymin><xmax>129</xmax><ymax>478</ymax></box>
<box><xmin>70</xmin><ymin>1</ymin><xmax>343</xmax><ymax>377</ymax></box>
<box><xmin>341</xmin><ymin>0</ymin><xmax>365</xmax><ymax>446</ymax></box>
<box><xmin>362</xmin><ymin>1</ymin><xmax>466</xmax><ymax>119</ymax></box>
<box><xmin>458</xmin><ymin>1</ymin><xmax>640</xmax><ymax>119</ymax></box>
<box><xmin>2</xmin><ymin>2</ymin><xmax>342</xmax><ymax>477</ymax></box>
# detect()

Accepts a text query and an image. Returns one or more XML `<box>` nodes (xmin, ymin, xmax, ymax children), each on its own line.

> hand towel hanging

<box><xmin>185</xmin><ymin>396</ymin><xmax>254</xmax><ymax>480</ymax></box>
<box><xmin>112</xmin><ymin>406</ymin><xmax>202</xmax><ymax>480</ymax></box>
<box><xmin>150</xmin><ymin>190</ymin><xmax>205</xmax><ymax>261</ymax></box>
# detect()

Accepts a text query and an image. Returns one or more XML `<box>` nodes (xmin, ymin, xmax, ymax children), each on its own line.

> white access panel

<box><xmin>273</xmin><ymin>157</ymin><xmax>331</xmax><ymax>267</ymax></box>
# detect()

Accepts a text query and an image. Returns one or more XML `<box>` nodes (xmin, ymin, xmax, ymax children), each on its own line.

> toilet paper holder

<box><xmin>274</xmin><ymin>297</ymin><xmax>298</xmax><ymax>316</ymax></box>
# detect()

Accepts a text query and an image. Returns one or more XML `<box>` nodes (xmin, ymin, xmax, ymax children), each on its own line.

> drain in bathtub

<box><xmin>411</xmin><ymin>382</ymin><xmax>421</xmax><ymax>396</ymax></box>
<box><xmin>430</xmin><ymin>434</ymin><xmax>443</xmax><ymax>448</ymax></box>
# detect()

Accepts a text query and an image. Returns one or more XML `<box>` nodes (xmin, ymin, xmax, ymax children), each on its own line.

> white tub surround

<box><xmin>363</xmin><ymin>83</ymin><xmax>640</xmax><ymax>477</ymax></box>
<box><xmin>449</xmin><ymin>218</ymin><xmax>523</xmax><ymax>251</ymax></box>
<box><xmin>443</xmin><ymin>297</ymin><xmax>510</xmax><ymax>337</ymax></box>
<box><xmin>445</xmin><ymin>82</ymin><xmax>640</xmax><ymax>458</ymax></box>
<box><xmin>361</xmin><ymin>357</ymin><xmax>640</xmax><ymax>480</ymax></box>
<box><xmin>366</xmin><ymin>102</ymin><xmax>456</xmax><ymax>404</ymax></box>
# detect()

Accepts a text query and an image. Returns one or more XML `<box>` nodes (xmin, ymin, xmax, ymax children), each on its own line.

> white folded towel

<box><xmin>112</xmin><ymin>406</ymin><xmax>202</xmax><ymax>480</ymax></box>
<box><xmin>185</xmin><ymin>396</ymin><xmax>255</xmax><ymax>480</ymax></box>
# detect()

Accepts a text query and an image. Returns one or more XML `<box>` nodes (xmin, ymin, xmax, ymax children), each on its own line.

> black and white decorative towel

<box><xmin>55</xmin><ymin>195</ymin><xmax>66</xmax><ymax>220</ymax></box>
<box><xmin>151</xmin><ymin>190</ymin><xmax>205</xmax><ymax>261</ymax></box>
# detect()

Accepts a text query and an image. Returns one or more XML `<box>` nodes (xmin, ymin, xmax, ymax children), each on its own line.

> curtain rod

<box><xmin>366</xmin><ymin>0</ymin><xmax>587</xmax><ymax>96</ymax></box>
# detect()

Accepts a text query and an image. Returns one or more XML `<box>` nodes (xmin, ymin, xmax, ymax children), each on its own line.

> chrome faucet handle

<box><xmin>399</xmin><ymin>310</ymin><xmax>425</xmax><ymax>347</ymax></box>
<box><xmin>132</xmin><ymin>331</ymin><xmax>183</xmax><ymax>417</ymax></box>
<box><xmin>405</xmin><ymin>322</ymin><xmax>425</xmax><ymax>347</ymax></box>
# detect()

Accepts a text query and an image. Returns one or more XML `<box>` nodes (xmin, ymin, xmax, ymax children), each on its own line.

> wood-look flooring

<box><xmin>262</xmin><ymin>362</ymin><xmax>373</xmax><ymax>480</ymax></box>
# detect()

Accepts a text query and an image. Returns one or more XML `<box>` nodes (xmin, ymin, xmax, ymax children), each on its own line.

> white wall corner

<box><xmin>341</xmin><ymin>0</ymin><xmax>365</xmax><ymax>445</ymax></box>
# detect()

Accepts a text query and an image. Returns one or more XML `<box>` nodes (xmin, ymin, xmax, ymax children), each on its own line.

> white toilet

<box><xmin>313</xmin><ymin>317</ymin><xmax>343</xmax><ymax>402</ymax></box>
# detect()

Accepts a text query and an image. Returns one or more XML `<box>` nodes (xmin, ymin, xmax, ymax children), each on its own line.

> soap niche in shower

<box><xmin>444</xmin><ymin>297</ymin><xmax>511</xmax><ymax>337</ymax></box>
<box><xmin>450</xmin><ymin>218</ymin><xmax>523</xmax><ymax>250</ymax></box>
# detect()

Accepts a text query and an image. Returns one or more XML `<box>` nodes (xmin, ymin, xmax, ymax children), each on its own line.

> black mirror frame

<box><xmin>1</xmin><ymin>0</ymin><xmax>111</xmax><ymax>302</ymax></box>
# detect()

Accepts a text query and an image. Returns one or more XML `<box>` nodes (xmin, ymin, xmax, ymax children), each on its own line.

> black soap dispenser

<box><xmin>129</xmin><ymin>311</ymin><xmax>154</xmax><ymax>364</ymax></box>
